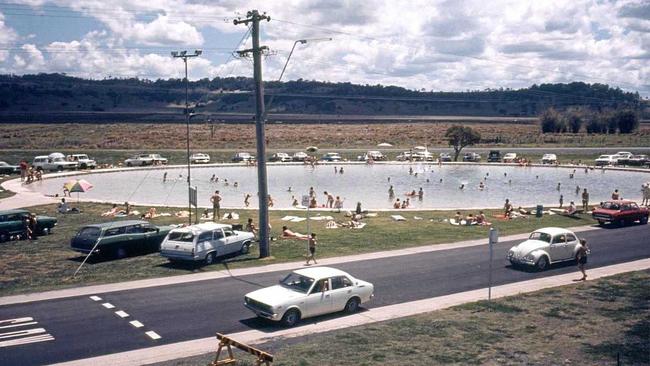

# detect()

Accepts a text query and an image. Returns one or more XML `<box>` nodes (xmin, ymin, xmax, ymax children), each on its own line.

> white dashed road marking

<box><xmin>89</xmin><ymin>296</ymin><xmax>102</xmax><ymax>301</ymax></box>
<box><xmin>145</xmin><ymin>331</ymin><xmax>161</xmax><ymax>340</ymax></box>
<box><xmin>101</xmin><ymin>303</ymin><xmax>115</xmax><ymax>309</ymax></box>
<box><xmin>115</xmin><ymin>311</ymin><xmax>129</xmax><ymax>318</ymax></box>
<box><xmin>129</xmin><ymin>321</ymin><xmax>144</xmax><ymax>328</ymax></box>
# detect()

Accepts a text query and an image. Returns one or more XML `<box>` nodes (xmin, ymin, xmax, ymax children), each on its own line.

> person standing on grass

<box><xmin>19</xmin><ymin>160</ymin><xmax>28</xmax><ymax>181</ymax></box>
<box><xmin>581</xmin><ymin>188</ymin><xmax>590</xmax><ymax>212</ymax></box>
<box><xmin>575</xmin><ymin>239</ymin><xmax>589</xmax><ymax>281</ymax></box>
<box><xmin>210</xmin><ymin>190</ymin><xmax>222</xmax><ymax>222</ymax></box>
<box><xmin>305</xmin><ymin>233</ymin><xmax>318</xmax><ymax>265</ymax></box>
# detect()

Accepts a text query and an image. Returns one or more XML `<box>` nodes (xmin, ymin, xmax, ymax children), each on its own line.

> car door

<box><xmin>304</xmin><ymin>279</ymin><xmax>333</xmax><ymax>317</ymax></box>
<box><xmin>211</xmin><ymin>229</ymin><xmax>226</xmax><ymax>255</ymax></box>
<box><xmin>549</xmin><ymin>234</ymin><xmax>568</xmax><ymax>262</ymax></box>
<box><xmin>125</xmin><ymin>224</ymin><xmax>145</xmax><ymax>250</ymax></box>
<box><xmin>196</xmin><ymin>231</ymin><xmax>214</xmax><ymax>257</ymax></box>
<box><xmin>222</xmin><ymin>227</ymin><xmax>239</xmax><ymax>255</ymax></box>
<box><xmin>565</xmin><ymin>233</ymin><xmax>579</xmax><ymax>260</ymax></box>
<box><xmin>330</xmin><ymin>276</ymin><xmax>355</xmax><ymax>310</ymax></box>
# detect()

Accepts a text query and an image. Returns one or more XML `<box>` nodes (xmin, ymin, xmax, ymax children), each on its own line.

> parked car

<box><xmin>612</xmin><ymin>151</ymin><xmax>633</xmax><ymax>164</ymax></box>
<box><xmin>66</xmin><ymin>154</ymin><xmax>96</xmax><ymax>169</ymax></box>
<box><xmin>0</xmin><ymin>209</ymin><xmax>57</xmax><ymax>242</ymax></box>
<box><xmin>124</xmin><ymin>154</ymin><xmax>155</xmax><ymax>166</ymax></box>
<box><xmin>627</xmin><ymin>155</ymin><xmax>649</xmax><ymax>166</ymax></box>
<box><xmin>358</xmin><ymin>150</ymin><xmax>386</xmax><ymax>162</ymax></box>
<box><xmin>160</xmin><ymin>223</ymin><xmax>255</xmax><ymax>264</ymax></box>
<box><xmin>269</xmin><ymin>152</ymin><xmax>292</xmax><ymax>162</ymax></box>
<box><xmin>487</xmin><ymin>150</ymin><xmax>501</xmax><ymax>163</ymax></box>
<box><xmin>396</xmin><ymin>152</ymin><xmax>414</xmax><ymax>161</ymax></box>
<box><xmin>71</xmin><ymin>220</ymin><xmax>172</xmax><ymax>258</ymax></box>
<box><xmin>321</xmin><ymin>152</ymin><xmax>342</xmax><ymax>162</ymax></box>
<box><xmin>0</xmin><ymin>161</ymin><xmax>20</xmax><ymax>175</ymax></box>
<box><xmin>502</xmin><ymin>153</ymin><xmax>518</xmax><ymax>163</ymax></box>
<box><xmin>190</xmin><ymin>153</ymin><xmax>211</xmax><ymax>164</ymax></box>
<box><xmin>244</xmin><ymin>266</ymin><xmax>374</xmax><ymax>326</ymax></box>
<box><xmin>463</xmin><ymin>152</ymin><xmax>481</xmax><ymax>162</ymax></box>
<box><xmin>438</xmin><ymin>153</ymin><xmax>452</xmax><ymax>162</ymax></box>
<box><xmin>33</xmin><ymin>153</ymin><xmax>79</xmax><ymax>172</ymax></box>
<box><xmin>148</xmin><ymin>154</ymin><xmax>168</xmax><ymax>165</ymax></box>
<box><xmin>594</xmin><ymin>155</ymin><xmax>617</xmax><ymax>166</ymax></box>
<box><xmin>412</xmin><ymin>147</ymin><xmax>434</xmax><ymax>161</ymax></box>
<box><xmin>232</xmin><ymin>152</ymin><xmax>255</xmax><ymax>162</ymax></box>
<box><xmin>592</xmin><ymin>200</ymin><xmax>649</xmax><ymax>227</ymax></box>
<box><xmin>292</xmin><ymin>152</ymin><xmax>309</xmax><ymax>162</ymax></box>
<box><xmin>507</xmin><ymin>227</ymin><xmax>581</xmax><ymax>271</ymax></box>
<box><xmin>541</xmin><ymin>154</ymin><xmax>558</xmax><ymax>164</ymax></box>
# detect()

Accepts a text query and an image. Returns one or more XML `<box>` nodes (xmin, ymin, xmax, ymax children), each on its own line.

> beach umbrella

<box><xmin>377</xmin><ymin>142</ymin><xmax>392</xmax><ymax>147</ymax></box>
<box><xmin>64</xmin><ymin>179</ymin><xmax>93</xmax><ymax>202</ymax></box>
<box><xmin>306</xmin><ymin>146</ymin><xmax>318</xmax><ymax>153</ymax></box>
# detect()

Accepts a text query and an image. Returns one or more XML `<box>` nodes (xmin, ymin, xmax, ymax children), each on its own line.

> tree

<box><xmin>540</xmin><ymin>108</ymin><xmax>560</xmax><ymax>133</ymax></box>
<box><xmin>445</xmin><ymin>126</ymin><xmax>481</xmax><ymax>161</ymax></box>
<box><xmin>565</xmin><ymin>109</ymin><xmax>583</xmax><ymax>133</ymax></box>
<box><xmin>615</xmin><ymin>109</ymin><xmax>639</xmax><ymax>133</ymax></box>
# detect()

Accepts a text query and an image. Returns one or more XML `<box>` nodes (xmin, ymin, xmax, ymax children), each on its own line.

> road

<box><xmin>1</xmin><ymin>225</ymin><xmax>648</xmax><ymax>365</ymax></box>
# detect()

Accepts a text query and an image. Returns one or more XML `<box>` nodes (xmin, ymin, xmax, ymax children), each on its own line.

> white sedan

<box><xmin>244</xmin><ymin>267</ymin><xmax>374</xmax><ymax>326</ymax></box>
<box><xmin>507</xmin><ymin>227</ymin><xmax>581</xmax><ymax>271</ymax></box>
<box><xmin>190</xmin><ymin>153</ymin><xmax>211</xmax><ymax>164</ymax></box>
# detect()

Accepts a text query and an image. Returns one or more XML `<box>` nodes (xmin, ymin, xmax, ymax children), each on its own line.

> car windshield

<box><xmin>280</xmin><ymin>273</ymin><xmax>315</xmax><ymax>293</ymax></box>
<box><xmin>167</xmin><ymin>231</ymin><xmax>195</xmax><ymax>242</ymax></box>
<box><xmin>77</xmin><ymin>227</ymin><xmax>101</xmax><ymax>239</ymax></box>
<box><xmin>529</xmin><ymin>232</ymin><xmax>552</xmax><ymax>243</ymax></box>
<box><xmin>601</xmin><ymin>202</ymin><xmax>620</xmax><ymax>210</ymax></box>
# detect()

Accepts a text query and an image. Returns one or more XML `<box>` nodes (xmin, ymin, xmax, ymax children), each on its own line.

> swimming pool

<box><xmin>27</xmin><ymin>163</ymin><xmax>649</xmax><ymax>210</ymax></box>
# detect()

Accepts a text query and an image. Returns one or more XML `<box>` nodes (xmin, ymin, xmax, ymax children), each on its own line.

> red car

<box><xmin>592</xmin><ymin>200</ymin><xmax>649</xmax><ymax>227</ymax></box>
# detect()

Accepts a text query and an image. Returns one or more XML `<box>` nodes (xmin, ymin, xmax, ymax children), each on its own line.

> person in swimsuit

<box><xmin>575</xmin><ymin>238</ymin><xmax>589</xmax><ymax>281</ymax></box>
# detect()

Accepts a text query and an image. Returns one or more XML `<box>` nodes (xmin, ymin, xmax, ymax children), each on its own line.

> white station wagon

<box><xmin>244</xmin><ymin>267</ymin><xmax>374</xmax><ymax>326</ymax></box>
<box><xmin>160</xmin><ymin>223</ymin><xmax>254</xmax><ymax>264</ymax></box>
<box><xmin>507</xmin><ymin>227</ymin><xmax>581</xmax><ymax>271</ymax></box>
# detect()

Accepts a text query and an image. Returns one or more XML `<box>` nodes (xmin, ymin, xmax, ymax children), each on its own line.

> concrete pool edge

<box><xmin>3</xmin><ymin>162</ymin><xmax>650</xmax><ymax>210</ymax></box>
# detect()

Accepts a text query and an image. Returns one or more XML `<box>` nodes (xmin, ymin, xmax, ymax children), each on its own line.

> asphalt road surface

<box><xmin>1</xmin><ymin>224</ymin><xmax>648</xmax><ymax>365</ymax></box>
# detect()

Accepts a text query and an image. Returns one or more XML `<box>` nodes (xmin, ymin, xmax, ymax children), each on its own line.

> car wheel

<box><xmin>127</xmin><ymin>162</ymin><xmax>132</xmax><ymax>167</ymax></box>
<box><xmin>41</xmin><ymin>227</ymin><xmax>50</xmax><ymax>235</ymax></box>
<box><xmin>640</xmin><ymin>216</ymin><xmax>648</xmax><ymax>225</ymax></box>
<box><xmin>598</xmin><ymin>221</ymin><xmax>606</xmax><ymax>227</ymax></box>
<box><xmin>240</xmin><ymin>242</ymin><xmax>251</xmax><ymax>255</ymax></box>
<box><xmin>536</xmin><ymin>256</ymin><xmax>549</xmax><ymax>271</ymax></box>
<box><xmin>205</xmin><ymin>252</ymin><xmax>216</xmax><ymax>265</ymax></box>
<box><xmin>0</xmin><ymin>231</ymin><xmax>9</xmax><ymax>243</ymax></box>
<box><xmin>281</xmin><ymin>309</ymin><xmax>301</xmax><ymax>327</ymax></box>
<box><xmin>80</xmin><ymin>164</ymin><xmax>87</xmax><ymax>169</ymax></box>
<box><xmin>344</xmin><ymin>297</ymin><xmax>360</xmax><ymax>313</ymax></box>
<box><xmin>57</xmin><ymin>166</ymin><xmax>63</xmax><ymax>172</ymax></box>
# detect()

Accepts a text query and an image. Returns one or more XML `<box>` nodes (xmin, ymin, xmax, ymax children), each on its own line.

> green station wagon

<box><xmin>0</xmin><ymin>209</ymin><xmax>57</xmax><ymax>242</ymax></box>
<box><xmin>70</xmin><ymin>220</ymin><xmax>172</xmax><ymax>258</ymax></box>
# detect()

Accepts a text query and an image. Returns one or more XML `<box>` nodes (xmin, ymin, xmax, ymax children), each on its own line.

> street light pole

<box><xmin>172</xmin><ymin>49</ymin><xmax>202</xmax><ymax>225</ymax></box>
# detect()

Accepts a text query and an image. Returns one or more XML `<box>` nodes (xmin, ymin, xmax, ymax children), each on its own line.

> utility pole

<box><xmin>172</xmin><ymin>50</ymin><xmax>202</xmax><ymax>225</ymax></box>
<box><xmin>234</xmin><ymin>10</ymin><xmax>271</xmax><ymax>258</ymax></box>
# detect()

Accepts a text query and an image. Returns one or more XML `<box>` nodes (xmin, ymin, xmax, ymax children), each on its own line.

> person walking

<box><xmin>305</xmin><ymin>233</ymin><xmax>318</xmax><ymax>265</ymax></box>
<box><xmin>581</xmin><ymin>188</ymin><xmax>589</xmax><ymax>212</ymax></box>
<box><xmin>641</xmin><ymin>183</ymin><xmax>650</xmax><ymax>206</ymax></box>
<box><xmin>210</xmin><ymin>190</ymin><xmax>222</xmax><ymax>222</ymax></box>
<box><xmin>575</xmin><ymin>238</ymin><xmax>589</xmax><ymax>281</ymax></box>
<box><xmin>19</xmin><ymin>160</ymin><xmax>28</xmax><ymax>182</ymax></box>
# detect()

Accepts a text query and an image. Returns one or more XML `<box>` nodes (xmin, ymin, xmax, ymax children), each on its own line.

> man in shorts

<box><xmin>305</xmin><ymin>233</ymin><xmax>318</xmax><ymax>265</ymax></box>
<box><xmin>210</xmin><ymin>190</ymin><xmax>222</xmax><ymax>222</ymax></box>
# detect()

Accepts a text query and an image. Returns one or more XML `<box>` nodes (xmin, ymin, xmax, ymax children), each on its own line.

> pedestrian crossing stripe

<box><xmin>0</xmin><ymin>317</ymin><xmax>55</xmax><ymax>348</ymax></box>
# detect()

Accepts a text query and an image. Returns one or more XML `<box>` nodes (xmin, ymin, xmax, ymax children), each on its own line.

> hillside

<box><xmin>0</xmin><ymin>74</ymin><xmax>645</xmax><ymax>123</ymax></box>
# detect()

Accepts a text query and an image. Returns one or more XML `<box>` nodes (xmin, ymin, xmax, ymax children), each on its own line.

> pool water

<box><xmin>29</xmin><ymin>163</ymin><xmax>649</xmax><ymax>210</ymax></box>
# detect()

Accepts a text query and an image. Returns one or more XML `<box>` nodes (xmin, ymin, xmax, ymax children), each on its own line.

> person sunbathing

<box><xmin>144</xmin><ymin>207</ymin><xmax>157</xmax><ymax>219</ymax></box>
<box><xmin>282</xmin><ymin>226</ymin><xmax>308</xmax><ymax>239</ymax></box>
<box><xmin>101</xmin><ymin>204</ymin><xmax>120</xmax><ymax>217</ymax></box>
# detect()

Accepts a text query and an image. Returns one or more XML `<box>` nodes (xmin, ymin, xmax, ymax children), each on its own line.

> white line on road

<box><xmin>115</xmin><ymin>311</ymin><xmax>129</xmax><ymax>318</ymax></box>
<box><xmin>102</xmin><ymin>303</ymin><xmax>115</xmax><ymax>309</ymax></box>
<box><xmin>0</xmin><ymin>328</ymin><xmax>46</xmax><ymax>340</ymax></box>
<box><xmin>0</xmin><ymin>334</ymin><xmax>55</xmax><ymax>348</ymax></box>
<box><xmin>129</xmin><ymin>321</ymin><xmax>144</xmax><ymax>328</ymax></box>
<box><xmin>0</xmin><ymin>317</ymin><xmax>37</xmax><ymax>330</ymax></box>
<box><xmin>89</xmin><ymin>296</ymin><xmax>102</xmax><ymax>301</ymax></box>
<box><xmin>145</xmin><ymin>331</ymin><xmax>161</xmax><ymax>340</ymax></box>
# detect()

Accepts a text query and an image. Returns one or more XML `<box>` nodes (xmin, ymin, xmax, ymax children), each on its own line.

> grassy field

<box><xmin>0</xmin><ymin>123</ymin><xmax>649</xmax><ymax>151</ymax></box>
<box><xmin>156</xmin><ymin>270</ymin><xmax>650</xmax><ymax>366</ymax></box>
<box><xmin>0</xmin><ymin>202</ymin><xmax>596</xmax><ymax>296</ymax></box>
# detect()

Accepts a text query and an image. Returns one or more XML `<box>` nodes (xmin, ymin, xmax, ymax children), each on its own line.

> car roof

<box><xmin>293</xmin><ymin>266</ymin><xmax>350</xmax><ymax>279</ymax></box>
<box><xmin>532</xmin><ymin>227</ymin><xmax>574</xmax><ymax>236</ymax></box>
<box><xmin>170</xmin><ymin>222</ymin><xmax>232</xmax><ymax>233</ymax></box>
<box><xmin>84</xmin><ymin>220</ymin><xmax>151</xmax><ymax>229</ymax></box>
<box><xmin>0</xmin><ymin>209</ymin><xmax>29</xmax><ymax>215</ymax></box>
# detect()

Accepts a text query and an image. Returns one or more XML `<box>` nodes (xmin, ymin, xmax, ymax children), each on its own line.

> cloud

<box><xmin>618</xmin><ymin>2</ymin><xmax>650</xmax><ymax>20</ymax></box>
<box><xmin>130</xmin><ymin>15</ymin><xmax>204</xmax><ymax>46</ymax></box>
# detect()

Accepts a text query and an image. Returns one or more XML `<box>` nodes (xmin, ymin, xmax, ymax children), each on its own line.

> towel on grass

<box><xmin>311</xmin><ymin>216</ymin><xmax>334</xmax><ymax>221</ymax></box>
<box><xmin>391</xmin><ymin>215</ymin><xmax>406</xmax><ymax>221</ymax></box>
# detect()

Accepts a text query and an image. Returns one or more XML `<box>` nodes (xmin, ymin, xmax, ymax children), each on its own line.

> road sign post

<box><xmin>488</xmin><ymin>228</ymin><xmax>498</xmax><ymax>302</ymax></box>
<box><xmin>189</xmin><ymin>186</ymin><xmax>198</xmax><ymax>224</ymax></box>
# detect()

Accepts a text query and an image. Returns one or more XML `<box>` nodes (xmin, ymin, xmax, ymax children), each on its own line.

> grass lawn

<box><xmin>0</xmin><ymin>201</ymin><xmax>596</xmax><ymax>296</ymax></box>
<box><xmin>155</xmin><ymin>270</ymin><xmax>650</xmax><ymax>366</ymax></box>
<box><xmin>0</xmin><ymin>175</ymin><xmax>17</xmax><ymax>199</ymax></box>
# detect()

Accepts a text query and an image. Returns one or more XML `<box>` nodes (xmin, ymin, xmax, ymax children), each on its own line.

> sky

<box><xmin>0</xmin><ymin>0</ymin><xmax>649</xmax><ymax>96</ymax></box>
